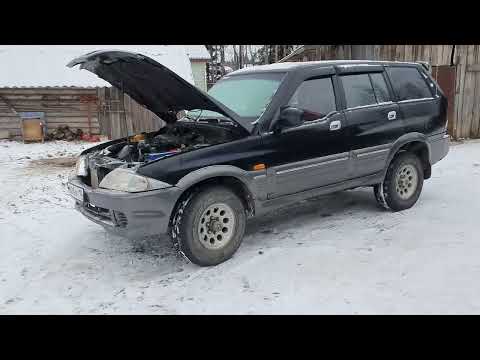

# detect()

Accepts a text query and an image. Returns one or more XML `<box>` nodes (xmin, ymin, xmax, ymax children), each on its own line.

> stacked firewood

<box><xmin>46</xmin><ymin>126</ymin><xmax>84</xmax><ymax>141</ymax></box>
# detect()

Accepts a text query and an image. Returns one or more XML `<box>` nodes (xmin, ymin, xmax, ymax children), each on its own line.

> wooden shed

<box><xmin>280</xmin><ymin>45</ymin><xmax>480</xmax><ymax>140</ymax></box>
<box><xmin>0</xmin><ymin>87</ymin><xmax>101</xmax><ymax>139</ymax></box>
<box><xmin>0</xmin><ymin>45</ymin><xmax>196</xmax><ymax>140</ymax></box>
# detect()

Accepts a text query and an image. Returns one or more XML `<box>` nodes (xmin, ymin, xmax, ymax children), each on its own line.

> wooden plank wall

<box><xmin>453</xmin><ymin>45</ymin><xmax>480</xmax><ymax>139</ymax></box>
<box><xmin>0</xmin><ymin>88</ymin><xmax>100</xmax><ymax>139</ymax></box>
<box><xmin>124</xmin><ymin>92</ymin><xmax>165</xmax><ymax>135</ymax></box>
<box><xmin>97</xmin><ymin>87</ymin><xmax>165</xmax><ymax>140</ymax></box>
<box><xmin>304</xmin><ymin>45</ymin><xmax>454</xmax><ymax>65</ymax></box>
<box><xmin>364</xmin><ymin>44</ymin><xmax>453</xmax><ymax>65</ymax></box>
<box><xmin>288</xmin><ymin>45</ymin><xmax>453</xmax><ymax>65</ymax></box>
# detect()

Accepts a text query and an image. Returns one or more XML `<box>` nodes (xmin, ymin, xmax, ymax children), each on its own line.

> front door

<box><xmin>261</xmin><ymin>75</ymin><xmax>350</xmax><ymax>198</ymax></box>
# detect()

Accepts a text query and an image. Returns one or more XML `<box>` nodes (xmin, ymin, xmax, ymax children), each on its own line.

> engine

<box><xmin>100</xmin><ymin>124</ymin><xmax>222</xmax><ymax>163</ymax></box>
<box><xmin>82</xmin><ymin>122</ymin><xmax>241</xmax><ymax>188</ymax></box>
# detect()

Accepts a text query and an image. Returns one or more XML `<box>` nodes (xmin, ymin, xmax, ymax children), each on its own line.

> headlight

<box><xmin>99</xmin><ymin>168</ymin><xmax>172</xmax><ymax>193</ymax></box>
<box><xmin>75</xmin><ymin>155</ymin><xmax>88</xmax><ymax>176</ymax></box>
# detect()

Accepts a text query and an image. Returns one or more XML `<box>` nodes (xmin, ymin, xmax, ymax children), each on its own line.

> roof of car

<box><xmin>228</xmin><ymin>60</ymin><xmax>421</xmax><ymax>76</ymax></box>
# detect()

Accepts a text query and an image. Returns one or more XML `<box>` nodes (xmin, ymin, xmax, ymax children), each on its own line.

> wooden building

<box><xmin>0</xmin><ymin>45</ymin><xmax>196</xmax><ymax>140</ymax></box>
<box><xmin>280</xmin><ymin>45</ymin><xmax>480</xmax><ymax>140</ymax></box>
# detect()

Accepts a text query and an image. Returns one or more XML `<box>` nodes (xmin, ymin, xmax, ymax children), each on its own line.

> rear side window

<box><xmin>386</xmin><ymin>67</ymin><xmax>432</xmax><ymax>101</ymax></box>
<box><xmin>370</xmin><ymin>73</ymin><xmax>390</xmax><ymax>103</ymax></box>
<box><xmin>288</xmin><ymin>77</ymin><xmax>336</xmax><ymax>119</ymax></box>
<box><xmin>341</xmin><ymin>74</ymin><xmax>377</xmax><ymax>108</ymax></box>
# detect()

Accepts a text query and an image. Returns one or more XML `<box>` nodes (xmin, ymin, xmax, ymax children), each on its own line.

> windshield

<box><xmin>189</xmin><ymin>72</ymin><xmax>285</xmax><ymax>121</ymax></box>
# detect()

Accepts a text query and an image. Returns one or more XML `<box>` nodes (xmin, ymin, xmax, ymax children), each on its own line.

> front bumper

<box><xmin>68</xmin><ymin>176</ymin><xmax>183</xmax><ymax>238</ymax></box>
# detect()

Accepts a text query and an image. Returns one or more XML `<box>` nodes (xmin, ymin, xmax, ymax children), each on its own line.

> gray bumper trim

<box><xmin>428</xmin><ymin>132</ymin><xmax>449</xmax><ymax>165</ymax></box>
<box><xmin>69</xmin><ymin>177</ymin><xmax>183</xmax><ymax>238</ymax></box>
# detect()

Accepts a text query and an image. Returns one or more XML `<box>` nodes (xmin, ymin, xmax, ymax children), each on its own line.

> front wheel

<box><xmin>170</xmin><ymin>185</ymin><xmax>246</xmax><ymax>266</ymax></box>
<box><xmin>374</xmin><ymin>152</ymin><xmax>424</xmax><ymax>211</ymax></box>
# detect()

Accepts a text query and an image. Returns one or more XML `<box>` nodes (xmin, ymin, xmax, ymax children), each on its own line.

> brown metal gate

<box><xmin>431</xmin><ymin>65</ymin><xmax>456</xmax><ymax>137</ymax></box>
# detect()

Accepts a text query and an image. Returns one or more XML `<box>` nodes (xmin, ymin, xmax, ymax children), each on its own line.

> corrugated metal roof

<box><xmin>184</xmin><ymin>45</ymin><xmax>211</xmax><ymax>60</ymax></box>
<box><xmin>0</xmin><ymin>45</ymin><xmax>195</xmax><ymax>88</ymax></box>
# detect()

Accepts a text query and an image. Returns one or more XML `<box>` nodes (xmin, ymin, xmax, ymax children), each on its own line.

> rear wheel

<box><xmin>170</xmin><ymin>185</ymin><xmax>246</xmax><ymax>266</ymax></box>
<box><xmin>374</xmin><ymin>152</ymin><xmax>424</xmax><ymax>211</ymax></box>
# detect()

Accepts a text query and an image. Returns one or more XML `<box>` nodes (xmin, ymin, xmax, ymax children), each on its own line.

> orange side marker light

<box><xmin>252</xmin><ymin>163</ymin><xmax>266</xmax><ymax>171</ymax></box>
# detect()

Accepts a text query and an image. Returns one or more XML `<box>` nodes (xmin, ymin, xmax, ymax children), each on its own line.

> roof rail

<box><xmin>417</xmin><ymin>61</ymin><xmax>432</xmax><ymax>73</ymax></box>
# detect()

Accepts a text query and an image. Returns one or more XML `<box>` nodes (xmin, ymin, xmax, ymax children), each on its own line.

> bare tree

<box><xmin>233</xmin><ymin>45</ymin><xmax>238</xmax><ymax>68</ymax></box>
<box><xmin>248</xmin><ymin>45</ymin><xmax>256</xmax><ymax>65</ymax></box>
<box><xmin>239</xmin><ymin>45</ymin><xmax>243</xmax><ymax>69</ymax></box>
<box><xmin>220</xmin><ymin>45</ymin><xmax>225</xmax><ymax>63</ymax></box>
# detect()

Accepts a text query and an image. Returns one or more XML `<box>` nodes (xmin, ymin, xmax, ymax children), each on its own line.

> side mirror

<box><xmin>274</xmin><ymin>107</ymin><xmax>305</xmax><ymax>132</ymax></box>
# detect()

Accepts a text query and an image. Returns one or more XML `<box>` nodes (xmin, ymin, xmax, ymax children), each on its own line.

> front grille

<box><xmin>84</xmin><ymin>202</ymin><xmax>112</xmax><ymax>222</ymax></box>
<box><xmin>113</xmin><ymin>211</ymin><xmax>128</xmax><ymax>228</ymax></box>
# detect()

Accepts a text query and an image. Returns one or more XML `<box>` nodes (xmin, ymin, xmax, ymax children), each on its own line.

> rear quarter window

<box><xmin>386</xmin><ymin>66</ymin><xmax>433</xmax><ymax>101</ymax></box>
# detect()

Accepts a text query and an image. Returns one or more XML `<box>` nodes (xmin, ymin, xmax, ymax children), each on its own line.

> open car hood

<box><xmin>67</xmin><ymin>50</ymin><xmax>249</xmax><ymax>133</ymax></box>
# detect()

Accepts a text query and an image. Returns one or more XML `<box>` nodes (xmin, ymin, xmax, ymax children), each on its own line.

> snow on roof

<box><xmin>184</xmin><ymin>45</ymin><xmax>211</xmax><ymax>60</ymax></box>
<box><xmin>0</xmin><ymin>45</ymin><xmax>195</xmax><ymax>88</ymax></box>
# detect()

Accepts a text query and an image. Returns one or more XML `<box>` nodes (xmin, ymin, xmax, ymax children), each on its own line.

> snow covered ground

<box><xmin>1</xmin><ymin>139</ymin><xmax>480</xmax><ymax>314</ymax></box>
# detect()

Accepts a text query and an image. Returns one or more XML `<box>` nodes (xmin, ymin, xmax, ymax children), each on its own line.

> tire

<box><xmin>170</xmin><ymin>185</ymin><xmax>246</xmax><ymax>266</ymax></box>
<box><xmin>374</xmin><ymin>152</ymin><xmax>424</xmax><ymax>211</ymax></box>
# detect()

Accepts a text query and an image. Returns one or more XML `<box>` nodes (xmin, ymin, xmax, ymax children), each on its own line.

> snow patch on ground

<box><xmin>1</xmin><ymin>139</ymin><xmax>480</xmax><ymax>314</ymax></box>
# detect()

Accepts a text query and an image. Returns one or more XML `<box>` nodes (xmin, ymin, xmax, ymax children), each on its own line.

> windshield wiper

<box><xmin>183</xmin><ymin>113</ymin><xmax>198</xmax><ymax>121</ymax></box>
<box><xmin>197</xmin><ymin>117</ymin><xmax>236</xmax><ymax>126</ymax></box>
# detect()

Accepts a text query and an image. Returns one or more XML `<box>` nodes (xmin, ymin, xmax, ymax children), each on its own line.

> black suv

<box><xmin>67</xmin><ymin>51</ymin><xmax>449</xmax><ymax>266</ymax></box>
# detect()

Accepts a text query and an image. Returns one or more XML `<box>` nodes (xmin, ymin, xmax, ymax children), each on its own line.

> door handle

<box><xmin>329</xmin><ymin>120</ymin><xmax>341</xmax><ymax>131</ymax></box>
<box><xmin>388</xmin><ymin>111</ymin><xmax>397</xmax><ymax>120</ymax></box>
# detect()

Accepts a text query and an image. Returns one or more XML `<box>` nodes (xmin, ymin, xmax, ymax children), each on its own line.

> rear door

<box><xmin>385</xmin><ymin>65</ymin><xmax>442</xmax><ymax>136</ymax></box>
<box><xmin>338</xmin><ymin>68</ymin><xmax>404</xmax><ymax>178</ymax></box>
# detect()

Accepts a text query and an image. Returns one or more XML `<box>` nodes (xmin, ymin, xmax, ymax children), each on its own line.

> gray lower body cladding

<box><xmin>69</xmin><ymin>176</ymin><xmax>182</xmax><ymax>238</ymax></box>
<box><xmin>428</xmin><ymin>132</ymin><xmax>449</xmax><ymax>165</ymax></box>
<box><xmin>69</xmin><ymin>133</ymin><xmax>449</xmax><ymax>239</ymax></box>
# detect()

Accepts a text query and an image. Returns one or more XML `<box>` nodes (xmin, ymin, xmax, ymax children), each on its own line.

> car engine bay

<box><xmin>81</xmin><ymin>122</ymin><xmax>243</xmax><ymax>188</ymax></box>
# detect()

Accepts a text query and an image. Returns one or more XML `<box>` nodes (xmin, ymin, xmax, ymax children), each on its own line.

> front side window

<box><xmin>386</xmin><ymin>67</ymin><xmax>432</xmax><ymax>101</ymax></box>
<box><xmin>341</xmin><ymin>74</ymin><xmax>377</xmax><ymax>108</ymax></box>
<box><xmin>288</xmin><ymin>77</ymin><xmax>337</xmax><ymax>121</ymax></box>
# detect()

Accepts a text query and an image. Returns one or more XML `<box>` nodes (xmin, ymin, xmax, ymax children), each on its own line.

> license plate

<box><xmin>68</xmin><ymin>183</ymin><xmax>84</xmax><ymax>202</ymax></box>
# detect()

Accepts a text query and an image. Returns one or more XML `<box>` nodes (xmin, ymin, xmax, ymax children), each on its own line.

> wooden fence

<box><xmin>287</xmin><ymin>45</ymin><xmax>454</xmax><ymax>66</ymax></box>
<box><xmin>452</xmin><ymin>45</ymin><xmax>480</xmax><ymax>139</ymax></box>
<box><xmin>97</xmin><ymin>87</ymin><xmax>165</xmax><ymax>140</ymax></box>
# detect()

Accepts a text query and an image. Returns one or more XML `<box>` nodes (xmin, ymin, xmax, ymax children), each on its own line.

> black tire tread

<box><xmin>170</xmin><ymin>185</ymin><xmax>246</xmax><ymax>266</ymax></box>
<box><xmin>375</xmin><ymin>151</ymin><xmax>424</xmax><ymax>212</ymax></box>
